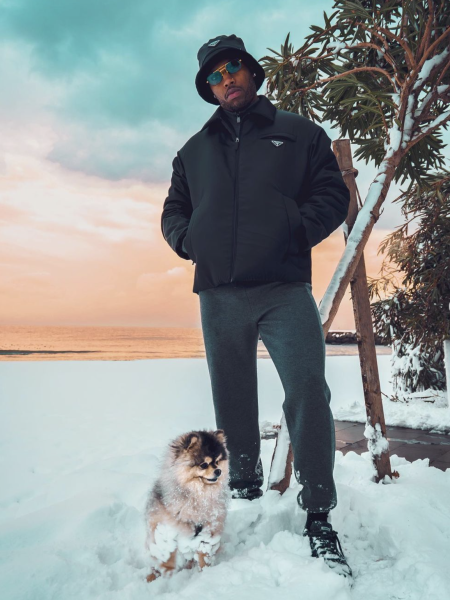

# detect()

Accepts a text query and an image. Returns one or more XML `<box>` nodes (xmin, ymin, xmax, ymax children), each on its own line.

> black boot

<box><xmin>303</xmin><ymin>520</ymin><xmax>353</xmax><ymax>580</ymax></box>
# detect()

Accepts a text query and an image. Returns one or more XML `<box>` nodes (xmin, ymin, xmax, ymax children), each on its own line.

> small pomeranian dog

<box><xmin>145</xmin><ymin>429</ymin><xmax>230</xmax><ymax>582</ymax></box>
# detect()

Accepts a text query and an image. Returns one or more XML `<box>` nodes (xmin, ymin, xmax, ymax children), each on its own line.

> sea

<box><xmin>0</xmin><ymin>325</ymin><xmax>392</xmax><ymax>361</ymax></box>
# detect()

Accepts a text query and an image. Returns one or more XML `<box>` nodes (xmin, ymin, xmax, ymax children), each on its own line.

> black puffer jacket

<box><xmin>161</xmin><ymin>94</ymin><xmax>350</xmax><ymax>294</ymax></box>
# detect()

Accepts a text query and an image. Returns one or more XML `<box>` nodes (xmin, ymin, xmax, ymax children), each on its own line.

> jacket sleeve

<box><xmin>297</xmin><ymin>127</ymin><xmax>350</xmax><ymax>252</ymax></box>
<box><xmin>161</xmin><ymin>152</ymin><xmax>192</xmax><ymax>260</ymax></box>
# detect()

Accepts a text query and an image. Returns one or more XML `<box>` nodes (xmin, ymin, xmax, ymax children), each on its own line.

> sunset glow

<box><xmin>0</xmin><ymin>142</ymin><xmax>389</xmax><ymax>329</ymax></box>
<box><xmin>0</xmin><ymin>0</ymin><xmax>434</xmax><ymax>330</ymax></box>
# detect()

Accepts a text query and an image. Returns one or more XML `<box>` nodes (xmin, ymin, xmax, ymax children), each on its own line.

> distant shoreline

<box><xmin>0</xmin><ymin>327</ymin><xmax>390</xmax><ymax>360</ymax></box>
<box><xmin>0</xmin><ymin>350</ymin><xmax>100</xmax><ymax>356</ymax></box>
<box><xmin>257</xmin><ymin>330</ymin><xmax>388</xmax><ymax>346</ymax></box>
<box><xmin>325</xmin><ymin>330</ymin><xmax>387</xmax><ymax>345</ymax></box>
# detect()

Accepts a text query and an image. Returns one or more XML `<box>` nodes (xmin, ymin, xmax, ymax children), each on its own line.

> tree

<box><xmin>368</xmin><ymin>172</ymin><xmax>450</xmax><ymax>400</ymax></box>
<box><xmin>260</xmin><ymin>0</ymin><xmax>450</xmax><ymax>334</ymax></box>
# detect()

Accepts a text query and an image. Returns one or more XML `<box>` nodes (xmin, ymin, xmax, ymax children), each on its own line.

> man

<box><xmin>161</xmin><ymin>34</ymin><xmax>352</xmax><ymax>579</ymax></box>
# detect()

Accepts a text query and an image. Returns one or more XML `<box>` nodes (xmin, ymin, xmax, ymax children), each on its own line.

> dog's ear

<box><xmin>214</xmin><ymin>429</ymin><xmax>226</xmax><ymax>444</ymax></box>
<box><xmin>171</xmin><ymin>432</ymin><xmax>199</xmax><ymax>457</ymax></box>
<box><xmin>184</xmin><ymin>433</ymin><xmax>199</xmax><ymax>451</ymax></box>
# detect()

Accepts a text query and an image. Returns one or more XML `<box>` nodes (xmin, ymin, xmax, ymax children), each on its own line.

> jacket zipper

<box><xmin>230</xmin><ymin>114</ymin><xmax>241</xmax><ymax>282</ymax></box>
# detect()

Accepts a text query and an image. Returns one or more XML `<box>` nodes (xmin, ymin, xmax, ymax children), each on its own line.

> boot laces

<box><xmin>310</xmin><ymin>528</ymin><xmax>345</xmax><ymax>560</ymax></box>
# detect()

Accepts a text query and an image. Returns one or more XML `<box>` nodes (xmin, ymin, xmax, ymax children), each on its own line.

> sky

<box><xmin>0</xmin><ymin>0</ymin><xmax>448</xmax><ymax>330</ymax></box>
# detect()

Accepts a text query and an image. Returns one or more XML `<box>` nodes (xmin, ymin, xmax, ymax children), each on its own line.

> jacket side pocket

<box><xmin>184</xmin><ymin>207</ymin><xmax>199</xmax><ymax>262</ymax></box>
<box><xmin>282</xmin><ymin>194</ymin><xmax>304</xmax><ymax>255</ymax></box>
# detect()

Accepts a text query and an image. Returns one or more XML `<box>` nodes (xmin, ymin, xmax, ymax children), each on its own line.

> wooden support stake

<box><xmin>333</xmin><ymin>139</ymin><xmax>393</xmax><ymax>482</ymax></box>
<box><xmin>267</xmin><ymin>139</ymin><xmax>395</xmax><ymax>493</ymax></box>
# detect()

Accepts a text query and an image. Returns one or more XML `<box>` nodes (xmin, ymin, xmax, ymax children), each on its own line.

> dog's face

<box><xmin>170</xmin><ymin>429</ymin><xmax>229</xmax><ymax>487</ymax></box>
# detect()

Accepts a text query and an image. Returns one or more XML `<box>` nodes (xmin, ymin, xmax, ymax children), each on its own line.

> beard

<box><xmin>219</xmin><ymin>76</ymin><xmax>257</xmax><ymax>112</ymax></box>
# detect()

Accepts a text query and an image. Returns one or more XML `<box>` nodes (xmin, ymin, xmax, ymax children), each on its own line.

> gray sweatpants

<box><xmin>199</xmin><ymin>281</ymin><xmax>337</xmax><ymax>512</ymax></box>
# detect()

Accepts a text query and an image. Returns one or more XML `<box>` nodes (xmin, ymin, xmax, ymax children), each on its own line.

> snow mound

<box><xmin>1</xmin><ymin>360</ymin><xmax>449</xmax><ymax>599</ymax></box>
<box><xmin>0</xmin><ymin>447</ymin><xmax>449</xmax><ymax>600</ymax></box>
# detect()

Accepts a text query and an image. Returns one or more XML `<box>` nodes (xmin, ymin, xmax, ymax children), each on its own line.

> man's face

<box><xmin>208</xmin><ymin>55</ymin><xmax>257</xmax><ymax>111</ymax></box>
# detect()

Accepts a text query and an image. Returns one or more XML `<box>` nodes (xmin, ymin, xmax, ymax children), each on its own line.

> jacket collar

<box><xmin>200</xmin><ymin>94</ymin><xmax>276</xmax><ymax>132</ymax></box>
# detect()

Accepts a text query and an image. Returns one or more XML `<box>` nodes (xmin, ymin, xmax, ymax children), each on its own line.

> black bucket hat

<box><xmin>195</xmin><ymin>34</ymin><xmax>266</xmax><ymax>105</ymax></box>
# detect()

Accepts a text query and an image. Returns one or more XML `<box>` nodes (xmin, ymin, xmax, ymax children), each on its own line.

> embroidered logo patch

<box><xmin>271</xmin><ymin>140</ymin><xmax>284</xmax><ymax>147</ymax></box>
<box><xmin>208</xmin><ymin>40</ymin><xmax>220</xmax><ymax>47</ymax></box>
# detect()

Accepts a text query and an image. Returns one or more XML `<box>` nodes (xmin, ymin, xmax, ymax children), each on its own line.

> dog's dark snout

<box><xmin>214</xmin><ymin>469</ymin><xmax>221</xmax><ymax>476</ymax></box>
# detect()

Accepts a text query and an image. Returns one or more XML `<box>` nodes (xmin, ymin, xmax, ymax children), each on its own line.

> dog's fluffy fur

<box><xmin>145</xmin><ymin>429</ymin><xmax>230</xmax><ymax>581</ymax></box>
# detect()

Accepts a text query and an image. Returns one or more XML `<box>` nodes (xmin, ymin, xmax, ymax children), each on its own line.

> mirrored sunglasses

<box><xmin>206</xmin><ymin>59</ymin><xmax>242</xmax><ymax>86</ymax></box>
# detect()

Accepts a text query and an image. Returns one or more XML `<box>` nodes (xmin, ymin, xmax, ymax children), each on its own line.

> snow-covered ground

<box><xmin>0</xmin><ymin>357</ymin><xmax>449</xmax><ymax>600</ymax></box>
